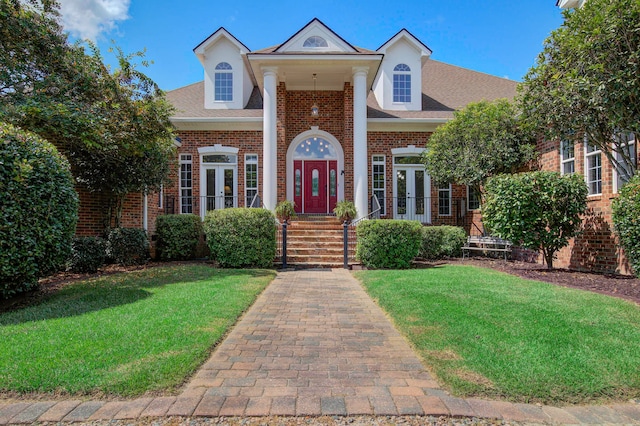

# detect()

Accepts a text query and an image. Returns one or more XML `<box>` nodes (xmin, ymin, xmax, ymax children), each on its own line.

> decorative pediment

<box><xmin>275</xmin><ymin>18</ymin><xmax>357</xmax><ymax>53</ymax></box>
<box><xmin>377</xmin><ymin>28</ymin><xmax>432</xmax><ymax>57</ymax></box>
<box><xmin>193</xmin><ymin>27</ymin><xmax>250</xmax><ymax>64</ymax></box>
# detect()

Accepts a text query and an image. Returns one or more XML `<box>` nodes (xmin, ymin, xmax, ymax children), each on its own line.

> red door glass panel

<box><xmin>329</xmin><ymin>160</ymin><xmax>337</xmax><ymax>212</ymax></box>
<box><xmin>294</xmin><ymin>160</ymin><xmax>303</xmax><ymax>213</ymax></box>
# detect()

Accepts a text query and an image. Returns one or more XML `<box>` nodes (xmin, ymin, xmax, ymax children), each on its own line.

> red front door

<box><xmin>304</xmin><ymin>161</ymin><xmax>327</xmax><ymax>213</ymax></box>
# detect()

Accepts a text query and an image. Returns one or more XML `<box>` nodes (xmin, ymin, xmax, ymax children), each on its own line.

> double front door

<box><xmin>394</xmin><ymin>165</ymin><xmax>429</xmax><ymax>223</ymax></box>
<box><xmin>293</xmin><ymin>160</ymin><xmax>338</xmax><ymax>214</ymax></box>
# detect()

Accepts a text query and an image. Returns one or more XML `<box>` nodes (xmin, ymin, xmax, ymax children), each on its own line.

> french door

<box><xmin>201</xmin><ymin>165</ymin><xmax>236</xmax><ymax>217</ymax></box>
<box><xmin>393</xmin><ymin>165</ymin><xmax>430</xmax><ymax>223</ymax></box>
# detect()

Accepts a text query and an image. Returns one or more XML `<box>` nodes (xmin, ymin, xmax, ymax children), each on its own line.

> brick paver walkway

<box><xmin>1</xmin><ymin>269</ymin><xmax>640</xmax><ymax>424</ymax></box>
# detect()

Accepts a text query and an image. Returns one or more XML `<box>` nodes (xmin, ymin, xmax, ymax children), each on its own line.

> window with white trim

<box><xmin>180</xmin><ymin>154</ymin><xmax>193</xmax><ymax>213</ymax></box>
<box><xmin>157</xmin><ymin>184</ymin><xmax>163</xmax><ymax>209</ymax></box>
<box><xmin>372</xmin><ymin>155</ymin><xmax>386</xmax><ymax>215</ymax></box>
<box><xmin>245</xmin><ymin>154</ymin><xmax>259</xmax><ymax>207</ymax></box>
<box><xmin>438</xmin><ymin>184</ymin><xmax>452</xmax><ymax>216</ymax></box>
<box><xmin>214</xmin><ymin>62</ymin><xmax>233</xmax><ymax>102</ymax></box>
<box><xmin>560</xmin><ymin>139</ymin><xmax>575</xmax><ymax>175</ymax></box>
<box><xmin>585</xmin><ymin>140</ymin><xmax>602</xmax><ymax>195</ymax></box>
<box><xmin>614</xmin><ymin>132</ymin><xmax>636</xmax><ymax>192</ymax></box>
<box><xmin>467</xmin><ymin>186</ymin><xmax>480</xmax><ymax>211</ymax></box>
<box><xmin>303</xmin><ymin>36</ymin><xmax>328</xmax><ymax>47</ymax></box>
<box><xmin>393</xmin><ymin>64</ymin><xmax>411</xmax><ymax>103</ymax></box>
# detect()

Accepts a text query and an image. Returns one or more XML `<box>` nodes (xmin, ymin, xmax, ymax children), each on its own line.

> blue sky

<box><xmin>59</xmin><ymin>0</ymin><xmax>565</xmax><ymax>91</ymax></box>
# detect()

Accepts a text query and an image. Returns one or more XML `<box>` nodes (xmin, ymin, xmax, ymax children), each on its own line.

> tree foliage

<box><xmin>612</xmin><ymin>175</ymin><xmax>640</xmax><ymax>277</ymax></box>
<box><xmin>519</xmin><ymin>0</ymin><xmax>640</xmax><ymax>182</ymax></box>
<box><xmin>0</xmin><ymin>122</ymin><xmax>78</xmax><ymax>298</ymax></box>
<box><xmin>0</xmin><ymin>0</ymin><xmax>176</xmax><ymax>230</ymax></box>
<box><xmin>482</xmin><ymin>171</ymin><xmax>588</xmax><ymax>269</ymax></box>
<box><xmin>423</xmin><ymin>99</ymin><xmax>536</xmax><ymax>200</ymax></box>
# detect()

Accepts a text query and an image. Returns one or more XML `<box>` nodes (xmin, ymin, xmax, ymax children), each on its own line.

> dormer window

<box><xmin>303</xmin><ymin>36</ymin><xmax>328</xmax><ymax>48</ymax></box>
<box><xmin>393</xmin><ymin>64</ymin><xmax>411</xmax><ymax>103</ymax></box>
<box><xmin>214</xmin><ymin>62</ymin><xmax>233</xmax><ymax>101</ymax></box>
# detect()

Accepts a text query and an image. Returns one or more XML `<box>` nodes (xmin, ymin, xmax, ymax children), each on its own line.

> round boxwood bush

<box><xmin>0</xmin><ymin>122</ymin><xmax>78</xmax><ymax>298</ymax></box>
<box><xmin>204</xmin><ymin>208</ymin><xmax>276</xmax><ymax>268</ymax></box>
<box><xmin>106</xmin><ymin>227</ymin><xmax>150</xmax><ymax>266</ymax></box>
<box><xmin>355</xmin><ymin>220</ymin><xmax>423</xmax><ymax>269</ymax></box>
<box><xmin>155</xmin><ymin>214</ymin><xmax>203</xmax><ymax>261</ymax></box>
<box><xmin>612</xmin><ymin>175</ymin><xmax>640</xmax><ymax>277</ymax></box>
<box><xmin>69</xmin><ymin>237</ymin><xmax>107</xmax><ymax>273</ymax></box>
<box><xmin>420</xmin><ymin>225</ymin><xmax>466</xmax><ymax>259</ymax></box>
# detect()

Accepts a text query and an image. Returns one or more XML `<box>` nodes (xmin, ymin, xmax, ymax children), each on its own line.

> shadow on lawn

<box><xmin>0</xmin><ymin>265</ymin><xmax>274</xmax><ymax>325</ymax></box>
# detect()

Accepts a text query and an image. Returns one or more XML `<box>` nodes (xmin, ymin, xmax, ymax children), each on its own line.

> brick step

<box><xmin>286</xmin><ymin>247</ymin><xmax>344</xmax><ymax>256</ymax></box>
<box><xmin>287</xmin><ymin>224</ymin><xmax>344</xmax><ymax>231</ymax></box>
<box><xmin>287</xmin><ymin>242</ymin><xmax>344</xmax><ymax>250</ymax></box>
<box><xmin>286</xmin><ymin>234</ymin><xmax>343</xmax><ymax>241</ymax></box>
<box><xmin>282</xmin><ymin>254</ymin><xmax>347</xmax><ymax>264</ymax></box>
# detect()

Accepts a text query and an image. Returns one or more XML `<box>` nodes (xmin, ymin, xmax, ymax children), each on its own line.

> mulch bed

<box><xmin>448</xmin><ymin>257</ymin><xmax>640</xmax><ymax>305</ymax></box>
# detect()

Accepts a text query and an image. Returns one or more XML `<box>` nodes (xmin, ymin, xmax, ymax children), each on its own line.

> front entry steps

<box><xmin>276</xmin><ymin>215</ymin><xmax>348</xmax><ymax>268</ymax></box>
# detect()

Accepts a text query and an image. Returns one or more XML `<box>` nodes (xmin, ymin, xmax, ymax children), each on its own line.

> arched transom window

<box><xmin>294</xmin><ymin>137</ymin><xmax>337</xmax><ymax>159</ymax></box>
<box><xmin>303</xmin><ymin>36</ymin><xmax>328</xmax><ymax>48</ymax></box>
<box><xmin>215</xmin><ymin>62</ymin><xmax>233</xmax><ymax>101</ymax></box>
<box><xmin>393</xmin><ymin>63</ymin><xmax>411</xmax><ymax>103</ymax></box>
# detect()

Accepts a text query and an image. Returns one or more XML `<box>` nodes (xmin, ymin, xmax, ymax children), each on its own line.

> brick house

<box><xmin>161</xmin><ymin>18</ymin><xmax>514</xmax><ymax>230</ymax></box>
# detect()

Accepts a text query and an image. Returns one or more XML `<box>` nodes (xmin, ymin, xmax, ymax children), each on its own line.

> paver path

<box><xmin>1</xmin><ymin>269</ymin><xmax>640</xmax><ymax>424</ymax></box>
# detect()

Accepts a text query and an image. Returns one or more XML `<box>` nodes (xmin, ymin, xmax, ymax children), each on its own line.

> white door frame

<box><xmin>198</xmin><ymin>145</ymin><xmax>239</xmax><ymax>219</ymax></box>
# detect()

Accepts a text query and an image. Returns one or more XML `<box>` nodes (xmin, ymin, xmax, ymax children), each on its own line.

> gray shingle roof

<box><xmin>167</xmin><ymin>59</ymin><xmax>517</xmax><ymax>120</ymax></box>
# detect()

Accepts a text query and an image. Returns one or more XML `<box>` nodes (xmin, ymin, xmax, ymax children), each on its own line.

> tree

<box><xmin>519</xmin><ymin>0</ymin><xmax>640</xmax><ymax>183</ymax></box>
<box><xmin>612</xmin><ymin>175</ymin><xmax>640</xmax><ymax>277</ymax></box>
<box><xmin>0</xmin><ymin>0</ymin><xmax>176</xmax><ymax>231</ymax></box>
<box><xmin>0</xmin><ymin>122</ymin><xmax>78</xmax><ymax>298</ymax></box>
<box><xmin>482</xmin><ymin>171</ymin><xmax>588</xmax><ymax>269</ymax></box>
<box><xmin>423</xmin><ymin>99</ymin><xmax>536</xmax><ymax>201</ymax></box>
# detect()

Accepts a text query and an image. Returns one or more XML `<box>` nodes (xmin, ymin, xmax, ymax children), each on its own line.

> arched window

<box><xmin>215</xmin><ymin>62</ymin><xmax>233</xmax><ymax>101</ymax></box>
<box><xmin>303</xmin><ymin>36</ymin><xmax>328</xmax><ymax>48</ymax></box>
<box><xmin>393</xmin><ymin>63</ymin><xmax>411</xmax><ymax>103</ymax></box>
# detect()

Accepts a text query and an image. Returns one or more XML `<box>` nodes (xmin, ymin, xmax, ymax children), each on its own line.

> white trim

<box><xmin>179</xmin><ymin>154</ymin><xmax>193</xmax><ymax>214</ymax></box>
<box><xmin>613</xmin><ymin>137</ymin><xmax>636</xmax><ymax>193</ymax></box>
<box><xmin>391</xmin><ymin>145</ymin><xmax>426</xmax><ymax>156</ymax></box>
<box><xmin>438</xmin><ymin>184</ymin><xmax>452</xmax><ymax>217</ymax></box>
<box><xmin>467</xmin><ymin>186</ymin><xmax>480</xmax><ymax>211</ymax></box>
<box><xmin>143</xmin><ymin>194</ymin><xmax>148</xmax><ymax>232</ymax></box>
<box><xmin>584</xmin><ymin>138</ymin><xmax>602</xmax><ymax>196</ymax></box>
<box><xmin>198</xmin><ymin>146</ymin><xmax>239</xmax><ymax>218</ymax></box>
<box><xmin>245</xmin><ymin>153</ymin><xmax>259</xmax><ymax>207</ymax></box>
<box><xmin>372</xmin><ymin>155</ymin><xmax>386</xmax><ymax>216</ymax></box>
<box><xmin>560</xmin><ymin>139</ymin><xmax>575</xmax><ymax>176</ymax></box>
<box><xmin>198</xmin><ymin>145</ymin><xmax>239</xmax><ymax>155</ymax></box>
<box><xmin>286</xmin><ymin>128</ymin><xmax>345</xmax><ymax>204</ymax></box>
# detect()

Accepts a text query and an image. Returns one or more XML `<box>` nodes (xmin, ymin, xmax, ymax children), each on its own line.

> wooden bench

<box><xmin>462</xmin><ymin>236</ymin><xmax>512</xmax><ymax>260</ymax></box>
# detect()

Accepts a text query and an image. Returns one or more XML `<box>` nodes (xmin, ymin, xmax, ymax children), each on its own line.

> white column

<box><xmin>353</xmin><ymin>67</ymin><xmax>369</xmax><ymax>220</ymax></box>
<box><xmin>262</xmin><ymin>67</ymin><xmax>278</xmax><ymax>211</ymax></box>
<box><xmin>143</xmin><ymin>193</ymin><xmax>148</xmax><ymax>231</ymax></box>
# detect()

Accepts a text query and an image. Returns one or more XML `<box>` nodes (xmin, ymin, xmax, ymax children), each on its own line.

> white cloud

<box><xmin>58</xmin><ymin>0</ymin><xmax>131</xmax><ymax>41</ymax></box>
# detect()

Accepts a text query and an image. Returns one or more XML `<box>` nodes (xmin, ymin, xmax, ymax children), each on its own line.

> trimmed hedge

<box><xmin>69</xmin><ymin>237</ymin><xmax>106</xmax><ymax>273</ymax></box>
<box><xmin>420</xmin><ymin>226</ymin><xmax>466</xmax><ymax>259</ymax></box>
<box><xmin>612</xmin><ymin>175</ymin><xmax>640</xmax><ymax>277</ymax></box>
<box><xmin>0</xmin><ymin>122</ymin><xmax>78</xmax><ymax>298</ymax></box>
<box><xmin>106</xmin><ymin>228</ymin><xmax>150</xmax><ymax>266</ymax></box>
<box><xmin>203</xmin><ymin>208</ymin><xmax>276</xmax><ymax>268</ymax></box>
<box><xmin>356</xmin><ymin>220</ymin><xmax>422</xmax><ymax>269</ymax></box>
<box><xmin>155</xmin><ymin>214</ymin><xmax>203</xmax><ymax>261</ymax></box>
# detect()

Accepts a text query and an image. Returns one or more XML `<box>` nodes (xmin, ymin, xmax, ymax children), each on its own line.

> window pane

<box><xmin>203</xmin><ymin>154</ymin><xmax>236</xmax><ymax>164</ymax></box>
<box><xmin>312</xmin><ymin>169</ymin><xmax>319</xmax><ymax>196</ymax></box>
<box><xmin>415</xmin><ymin>170</ymin><xmax>424</xmax><ymax>215</ymax></box>
<box><xmin>396</xmin><ymin>170</ymin><xmax>406</xmax><ymax>215</ymax></box>
<box><xmin>295</xmin><ymin>169</ymin><xmax>301</xmax><ymax>197</ymax></box>
<box><xmin>394</xmin><ymin>156</ymin><xmax>422</xmax><ymax>165</ymax></box>
<box><xmin>330</xmin><ymin>169</ymin><xmax>336</xmax><ymax>197</ymax></box>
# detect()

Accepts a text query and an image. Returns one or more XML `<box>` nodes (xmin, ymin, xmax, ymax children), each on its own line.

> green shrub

<box><xmin>483</xmin><ymin>171</ymin><xmax>588</xmax><ymax>269</ymax></box>
<box><xmin>69</xmin><ymin>237</ymin><xmax>106</xmax><ymax>273</ymax></box>
<box><xmin>333</xmin><ymin>200</ymin><xmax>358</xmax><ymax>222</ymax></box>
<box><xmin>356</xmin><ymin>220</ymin><xmax>422</xmax><ymax>269</ymax></box>
<box><xmin>204</xmin><ymin>208</ymin><xmax>276</xmax><ymax>268</ymax></box>
<box><xmin>275</xmin><ymin>200</ymin><xmax>296</xmax><ymax>222</ymax></box>
<box><xmin>155</xmin><ymin>214</ymin><xmax>203</xmax><ymax>261</ymax></box>
<box><xmin>106</xmin><ymin>228</ymin><xmax>150</xmax><ymax>266</ymax></box>
<box><xmin>0</xmin><ymin>122</ymin><xmax>78</xmax><ymax>298</ymax></box>
<box><xmin>612</xmin><ymin>175</ymin><xmax>640</xmax><ymax>277</ymax></box>
<box><xmin>420</xmin><ymin>226</ymin><xmax>466</xmax><ymax>259</ymax></box>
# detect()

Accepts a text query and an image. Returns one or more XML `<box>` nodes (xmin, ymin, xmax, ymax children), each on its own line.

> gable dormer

<box><xmin>194</xmin><ymin>28</ymin><xmax>254</xmax><ymax>110</ymax></box>
<box><xmin>275</xmin><ymin>18</ymin><xmax>358</xmax><ymax>53</ymax></box>
<box><xmin>373</xmin><ymin>29</ymin><xmax>432</xmax><ymax>111</ymax></box>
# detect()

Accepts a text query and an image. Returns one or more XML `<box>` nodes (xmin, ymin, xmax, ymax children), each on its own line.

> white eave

<box><xmin>170</xmin><ymin>116</ymin><xmax>263</xmax><ymax>131</ymax></box>
<box><xmin>367</xmin><ymin>117</ymin><xmax>449</xmax><ymax>132</ymax></box>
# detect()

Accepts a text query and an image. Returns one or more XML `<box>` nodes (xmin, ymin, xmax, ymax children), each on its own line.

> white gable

<box><xmin>275</xmin><ymin>18</ymin><xmax>357</xmax><ymax>53</ymax></box>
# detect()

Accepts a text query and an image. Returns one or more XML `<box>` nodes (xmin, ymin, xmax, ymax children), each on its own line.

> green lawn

<box><xmin>355</xmin><ymin>265</ymin><xmax>640</xmax><ymax>405</ymax></box>
<box><xmin>0</xmin><ymin>265</ymin><xmax>275</xmax><ymax>396</ymax></box>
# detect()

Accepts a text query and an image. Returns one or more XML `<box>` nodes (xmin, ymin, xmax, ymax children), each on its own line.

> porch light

<box><xmin>311</xmin><ymin>74</ymin><xmax>319</xmax><ymax>117</ymax></box>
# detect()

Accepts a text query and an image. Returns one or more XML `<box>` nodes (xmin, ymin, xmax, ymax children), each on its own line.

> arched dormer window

<box><xmin>303</xmin><ymin>36</ymin><xmax>328</xmax><ymax>48</ymax></box>
<box><xmin>214</xmin><ymin>62</ymin><xmax>233</xmax><ymax>101</ymax></box>
<box><xmin>393</xmin><ymin>63</ymin><xmax>411</xmax><ymax>103</ymax></box>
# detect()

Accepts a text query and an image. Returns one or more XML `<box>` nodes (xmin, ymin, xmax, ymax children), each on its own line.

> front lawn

<box><xmin>355</xmin><ymin>265</ymin><xmax>640</xmax><ymax>404</ymax></box>
<box><xmin>0</xmin><ymin>265</ymin><xmax>275</xmax><ymax>396</ymax></box>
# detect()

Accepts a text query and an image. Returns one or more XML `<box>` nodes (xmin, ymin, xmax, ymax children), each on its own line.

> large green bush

<box><xmin>483</xmin><ymin>171</ymin><xmax>588</xmax><ymax>269</ymax></box>
<box><xmin>356</xmin><ymin>220</ymin><xmax>422</xmax><ymax>269</ymax></box>
<box><xmin>204</xmin><ymin>208</ymin><xmax>276</xmax><ymax>268</ymax></box>
<box><xmin>0</xmin><ymin>122</ymin><xmax>78</xmax><ymax>298</ymax></box>
<box><xmin>612</xmin><ymin>175</ymin><xmax>640</xmax><ymax>277</ymax></box>
<box><xmin>69</xmin><ymin>237</ymin><xmax>106</xmax><ymax>273</ymax></box>
<box><xmin>155</xmin><ymin>214</ymin><xmax>203</xmax><ymax>261</ymax></box>
<box><xmin>106</xmin><ymin>228</ymin><xmax>150</xmax><ymax>266</ymax></box>
<box><xmin>420</xmin><ymin>226</ymin><xmax>466</xmax><ymax>259</ymax></box>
